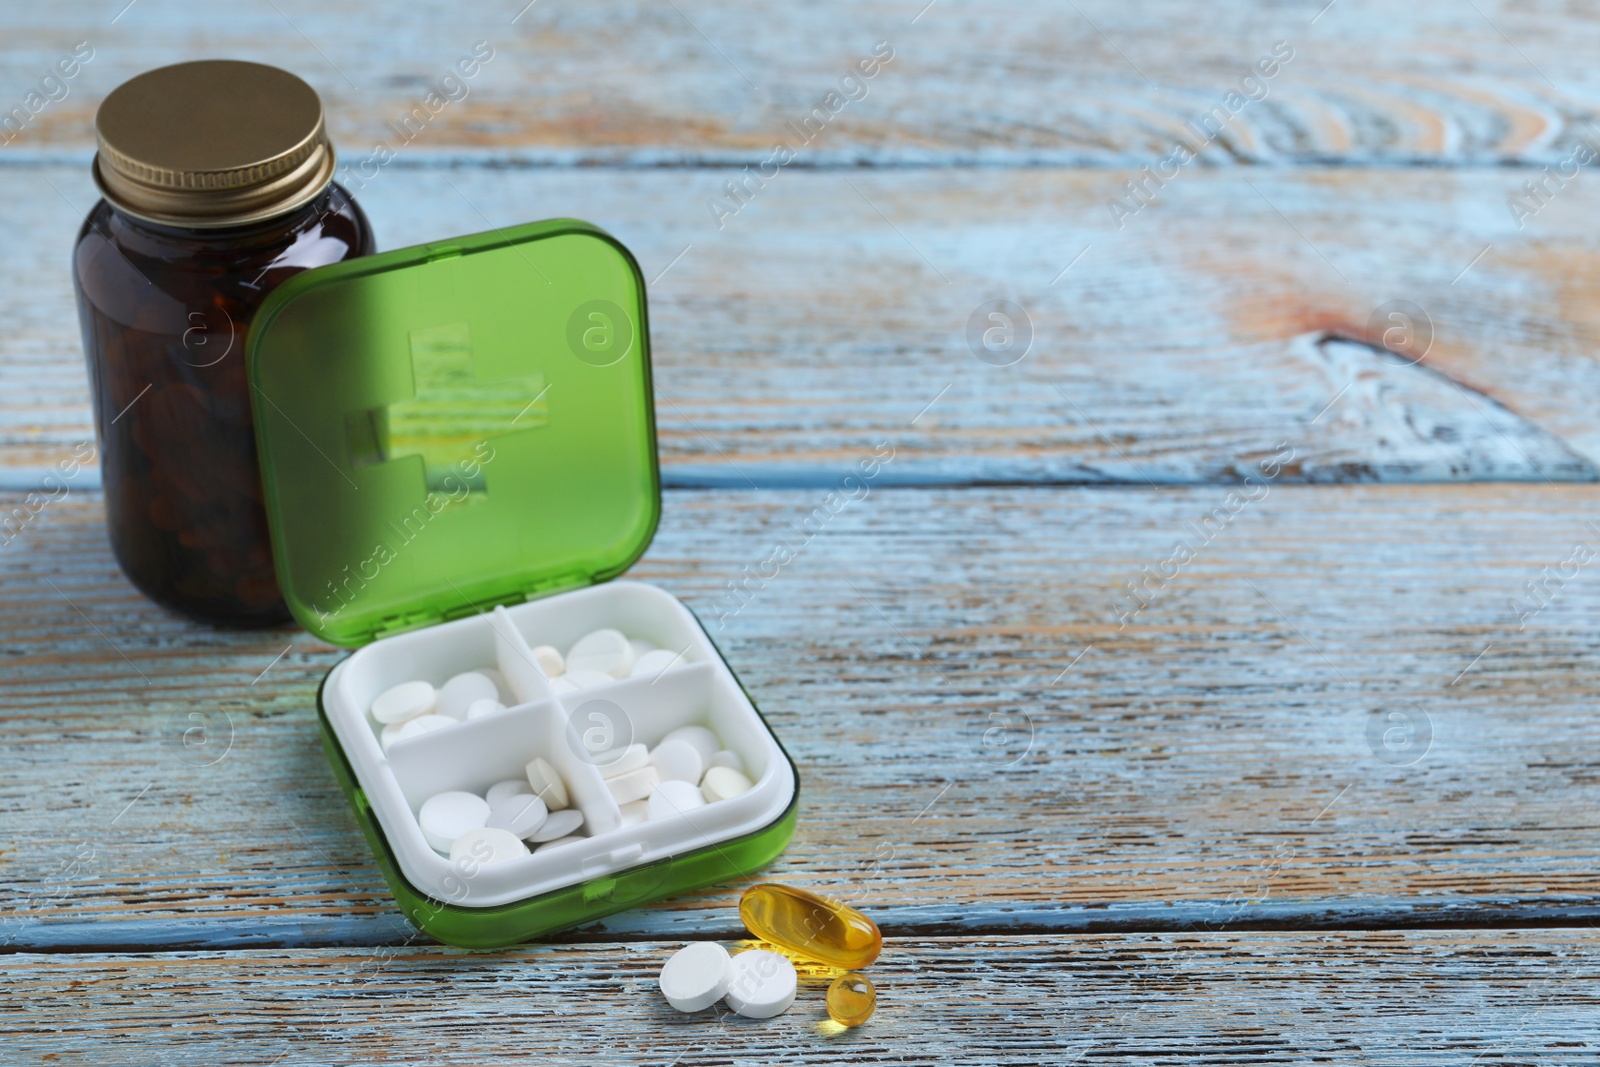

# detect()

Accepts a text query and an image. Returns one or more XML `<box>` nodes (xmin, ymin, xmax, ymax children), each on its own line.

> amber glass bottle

<box><xmin>73</xmin><ymin>60</ymin><xmax>374</xmax><ymax>626</ymax></box>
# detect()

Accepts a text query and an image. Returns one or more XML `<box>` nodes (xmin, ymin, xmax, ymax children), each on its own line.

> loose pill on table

<box><xmin>566</xmin><ymin>628</ymin><xmax>636</xmax><ymax>679</ymax></box>
<box><xmin>384</xmin><ymin>714</ymin><xmax>455</xmax><ymax>752</ymax></box>
<box><xmin>630</xmin><ymin>648</ymin><xmax>681</xmax><ymax>679</ymax></box>
<box><xmin>701</xmin><ymin>765</ymin><xmax>754</xmax><ymax>803</ymax></box>
<box><xmin>597</xmin><ymin>742</ymin><xmax>650</xmax><ymax>779</ymax></box>
<box><xmin>436</xmin><ymin>671</ymin><xmax>500</xmax><ymax>720</ymax></box>
<box><xmin>449</xmin><ymin>826</ymin><xmax>528</xmax><ymax>867</ymax></box>
<box><xmin>618</xmin><ymin>799</ymin><xmax>649</xmax><ymax>827</ymax></box>
<box><xmin>535</xmin><ymin>835</ymin><xmax>586</xmax><ymax>853</ymax></box>
<box><xmin>527</xmin><ymin>807</ymin><xmax>585</xmax><ymax>842</ymax></box>
<box><xmin>708</xmin><ymin>749</ymin><xmax>746</xmax><ymax>775</ymax></box>
<box><xmin>530</xmin><ymin>644</ymin><xmax>565</xmax><ymax>678</ymax></box>
<box><xmin>564</xmin><ymin>668</ymin><xmax>617</xmax><ymax>690</ymax></box>
<box><xmin>723</xmin><ymin>949</ymin><xmax>797</xmax><ymax>1019</ymax></box>
<box><xmin>370</xmin><ymin>680</ymin><xmax>435</xmax><ymax>724</ymax></box>
<box><xmin>658</xmin><ymin>941</ymin><xmax>732</xmax><ymax>1012</ymax></box>
<box><xmin>418</xmin><ymin>791</ymin><xmax>491</xmax><ymax>853</ymax></box>
<box><xmin>485</xmin><ymin>778</ymin><xmax>531</xmax><ymax>804</ymax></box>
<box><xmin>524</xmin><ymin>757</ymin><xmax>570</xmax><ymax>811</ymax></box>
<box><xmin>648</xmin><ymin>779</ymin><xmax>707</xmax><ymax>822</ymax></box>
<box><xmin>466</xmin><ymin>698</ymin><xmax>506</xmax><ymax>721</ymax></box>
<box><xmin>740</xmin><ymin>883</ymin><xmax>882</xmax><ymax>969</ymax></box>
<box><xmin>660</xmin><ymin>724</ymin><xmax>719</xmax><ymax>765</ymax></box>
<box><xmin>487</xmin><ymin>792</ymin><xmax>549</xmax><ymax>839</ymax></box>
<box><xmin>826</xmin><ymin>974</ymin><xmax>876</xmax><ymax>1027</ymax></box>
<box><xmin>606</xmin><ymin>765</ymin><xmax>661</xmax><ymax>805</ymax></box>
<box><xmin>649</xmin><ymin>738</ymin><xmax>704</xmax><ymax>784</ymax></box>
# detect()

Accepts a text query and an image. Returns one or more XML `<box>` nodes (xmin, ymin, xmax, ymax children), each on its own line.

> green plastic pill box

<box><xmin>246</xmin><ymin>219</ymin><xmax>799</xmax><ymax>948</ymax></box>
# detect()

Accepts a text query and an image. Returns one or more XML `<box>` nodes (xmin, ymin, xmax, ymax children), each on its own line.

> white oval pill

<box><xmin>701</xmin><ymin>765</ymin><xmax>754</xmax><ymax>803</ymax></box>
<box><xmin>631</xmin><ymin>648</ymin><xmax>681</xmax><ymax>679</ymax></box>
<box><xmin>659</xmin><ymin>941</ymin><xmax>733</xmax><ymax>1012</ymax></box>
<box><xmin>371</xmin><ymin>680</ymin><xmax>435</xmax><ymax>724</ymax></box>
<box><xmin>708</xmin><ymin>749</ymin><xmax>746</xmax><ymax>775</ymax></box>
<box><xmin>649</xmin><ymin>738</ymin><xmax>704</xmax><ymax>784</ymax></box>
<box><xmin>564</xmin><ymin>669</ymin><xmax>617</xmax><ymax>690</ymax></box>
<box><xmin>566</xmin><ymin>628</ymin><xmax>636</xmax><ymax>679</ymax></box>
<box><xmin>661</xmin><ymin>725</ymin><xmax>719</xmax><ymax>765</ymax></box>
<box><xmin>487</xmin><ymin>792</ymin><xmax>549</xmax><ymax>839</ymax></box>
<box><xmin>618</xmin><ymin>799</ymin><xmax>650</xmax><ymax>827</ymax></box>
<box><xmin>418</xmin><ymin>791</ymin><xmax>490</xmax><ymax>853</ymax></box>
<box><xmin>606</xmin><ymin>765</ymin><xmax>661</xmax><ymax>805</ymax></box>
<box><xmin>449</xmin><ymin>826</ymin><xmax>528</xmax><ymax>867</ymax></box>
<box><xmin>723</xmin><ymin>949</ymin><xmax>797</xmax><ymax>1019</ymax></box>
<box><xmin>648</xmin><ymin>779</ymin><xmax>707</xmax><ymax>822</ymax></box>
<box><xmin>524</xmin><ymin>757</ymin><xmax>569</xmax><ymax>811</ymax></box>
<box><xmin>387</xmin><ymin>714</ymin><xmax>455</xmax><ymax>751</ymax></box>
<box><xmin>436</xmin><ymin>671</ymin><xmax>500</xmax><ymax>720</ymax></box>
<box><xmin>531</xmin><ymin>644</ymin><xmax>565</xmax><ymax>678</ymax></box>
<box><xmin>535</xmin><ymin>835</ymin><xmax>586</xmax><ymax>853</ymax></box>
<box><xmin>485</xmin><ymin>778</ymin><xmax>531</xmax><ymax>803</ymax></box>
<box><xmin>466</xmin><ymin>698</ymin><xmax>506</xmax><ymax>721</ymax></box>
<box><xmin>597</xmin><ymin>742</ymin><xmax>650</xmax><ymax>779</ymax></box>
<box><xmin>527</xmin><ymin>807</ymin><xmax>585</xmax><ymax>842</ymax></box>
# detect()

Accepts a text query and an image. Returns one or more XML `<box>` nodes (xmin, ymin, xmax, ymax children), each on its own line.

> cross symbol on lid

<box><xmin>346</xmin><ymin>320</ymin><xmax>547</xmax><ymax>492</ymax></box>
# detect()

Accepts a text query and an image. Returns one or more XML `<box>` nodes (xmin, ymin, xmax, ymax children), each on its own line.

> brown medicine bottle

<box><xmin>73</xmin><ymin>60</ymin><xmax>374</xmax><ymax>626</ymax></box>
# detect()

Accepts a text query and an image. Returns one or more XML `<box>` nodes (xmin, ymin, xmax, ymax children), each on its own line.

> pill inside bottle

<box><xmin>739</xmin><ymin>883</ymin><xmax>882</xmax><ymax>969</ymax></box>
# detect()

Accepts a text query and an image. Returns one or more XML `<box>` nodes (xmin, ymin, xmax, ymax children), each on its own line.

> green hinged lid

<box><xmin>247</xmin><ymin>219</ymin><xmax>659</xmax><ymax>646</ymax></box>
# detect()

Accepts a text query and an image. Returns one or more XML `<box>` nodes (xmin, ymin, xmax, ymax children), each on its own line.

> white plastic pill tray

<box><xmin>322</xmin><ymin>580</ymin><xmax>798</xmax><ymax>908</ymax></box>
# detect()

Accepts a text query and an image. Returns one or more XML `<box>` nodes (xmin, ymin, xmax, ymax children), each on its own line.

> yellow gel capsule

<box><xmin>826</xmin><ymin>974</ymin><xmax>876</xmax><ymax>1027</ymax></box>
<box><xmin>739</xmin><ymin>883</ymin><xmax>882</xmax><ymax>969</ymax></box>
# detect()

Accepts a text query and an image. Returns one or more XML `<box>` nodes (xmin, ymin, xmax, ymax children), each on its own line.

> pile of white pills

<box><xmin>537</xmin><ymin>628</ymin><xmax>686</xmax><ymax>692</ymax></box>
<box><xmin>658</xmin><ymin>942</ymin><xmax>797</xmax><ymax>1019</ymax></box>
<box><xmin>417</xmin><ymin>756</ymin><xmax>589</xmax><ymax>864</ymax></box>
<box><xmin>598</xmin><ymin>724</ymin><xmax>755</xmax><ymax>826</ymax></box>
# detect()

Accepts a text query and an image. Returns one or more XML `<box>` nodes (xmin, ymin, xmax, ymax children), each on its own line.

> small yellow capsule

<box><xmin>826</xmin><ymin>973</ymin><xmax>876</xmax><ymax>1027</ymax></box>
<box><xmin>739</xmin><ymin>883</ymin><xmax>882</xmax><ymax>969</ymax></box>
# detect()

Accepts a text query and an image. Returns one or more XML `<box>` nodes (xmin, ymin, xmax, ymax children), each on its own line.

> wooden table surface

<box><xmin>4</xmin><ymin>2</ymin><xmax>1599</xmax><ymax>1062</ymax></box>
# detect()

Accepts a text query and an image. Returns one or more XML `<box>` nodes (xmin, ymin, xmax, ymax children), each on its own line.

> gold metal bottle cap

<box><xmin>93</xmin><ymin>60</ymin><xmax>337</xmax><ymax>229</ymax></box>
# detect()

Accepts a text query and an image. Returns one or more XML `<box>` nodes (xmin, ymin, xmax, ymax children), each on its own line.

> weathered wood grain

<box><xmin>4</xmin><ymin>165</ymin><xmax>1599</xmax><ymax>487</ymax></box>
<box><xmin>5</xmin><ymin>931</ymin><xmax>1598</xmax><ymax>1065</ymax></box>
<box><xmin>4</xmin><ymin>484</ymin><xmax>1600</xmax><ymax>949</ymax></box>
<box><xmin>3</xmin><ymin>1</ymin><xmax>1600</xmax><ymax>165</ymax></box>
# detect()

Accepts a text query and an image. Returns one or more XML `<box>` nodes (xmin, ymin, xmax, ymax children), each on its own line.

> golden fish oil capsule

<box><xmin>739</xmin><ymin>883</ymin><xmax>881</xmax><ymax>969</ymax></box>
<box><xmin>826</xmin><ymin>974</ymin><xmax>876</xmax><ymax>1027</ymax></box>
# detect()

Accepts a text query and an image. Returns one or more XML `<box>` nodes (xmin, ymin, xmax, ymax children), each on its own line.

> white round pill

<box><xmin>386</xmin><ymin>714</ymin><xmax>455</xmax><ymax>751</ymax></box>
<box><xmin>649</xmin><ymin>738</ymin><xmax>704</xmax><ymax>784</ymax></box>
<box><xmin>466</xmin><ymin>698</ymin><xmax>506</xmax><ymax>721</ymax></box>
<box><xmin>723</xmin><ymin>949</ymin><xmax>797</xmax><ymax>1019</ymax></box>
<box><xmin>487</xmin><ymin>792</ymin><xmax>549</xmax><ymax>838</ymax></box>
<box><xmin>480</xmin><ymin>667</ymin><xmax>511</xmax><ymax>701</ymax></box>
<box><xmin>531</xmin><ymin>644</ymin><xmax>565</xmax><ymax>678</ymax></box>
<box><xmin>527</xmin><ymin>807</ymin><xmax>585</xmax><ymax>842</ymax></box>
<box><xmin>436</xmin><ymin>671</ymin><xmax>500</xmax><ymax>720</ymax></box>
<box><xmin>418</xmin><ymin>791</ymin><xmax>490</xmax><ymax>852</ymax></box>
<box><xmin>524</xmin><ymin>757</ymin><xmax>569</xmax><ymax>811</ymax></box>
<box><xmin>661</xmin><ymin>724</ymin><xmax>719</xmax><ymax>765</ymax></box>
<box><xmin>536</xmin><ymin>835</ymin><xmax>586</xmax><ymax>853</ymax></box>
<box><xmin>630</xmin><ymin>648</ymin><xmax>681</xmax><ymax>679</ymax></box>
<box><xmin>648</xmin><ymin>779</ymin><xmax>707</xmax><ymax>822</ymax></box>
<box><xmin>708</xmin><ymin>749</ymin><xmax>746</xmax><ymax>775</ymax></box>
<box><xmin>370</xmin><ymin>680</ymin><xmax>435</xmax><ymax>724</ymax></box>
<box><xmin>564</xmin><ymin>669</ymin><xmax>617</xmax><ymax>690</ymax></box>
<box><xmin>449</xmin><ymin>826</ymin><xmax>528</xmax><ymax>867</ymax></box>
<box><xmin>701</xmin><ymin>765</ymin><xmax>754</xmax><ymax>803</ymax></box>
<box><xmin>659</xmin><ymin>941</ymin><xmax>733</xmax><ymax>1013</ymax></box>
<box><xmin>550</xmin><ymin>676</ymin><xmax>579</xmax><ymax>694</ymax></box>
<box><xmin>628</xmin><ymin>637</ymin><xmax>658</xmax><ymax>659</ymax></box>
<box><xmin>485</xmin><ymin>778</ymin><xmax>531</xmax><ymax>803</ymax></box>
<box><xmin>618</xmin><ymin>799</ymin><xmax>650</xmax><ymax>827</ymax></box>
<box><xmin>597</xmin><ymin>742</ymin><xmax>650</xmax><ymax>779</ymax></box>
<box><xmin>566</xmin><ymin>628</ymin><xmax>636</xmax><ymax>679</ymax></box>
<box><xmin>606</xmin><ymin>765</ymin><xmax>661</xmax><ymax>805</ymax></box>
